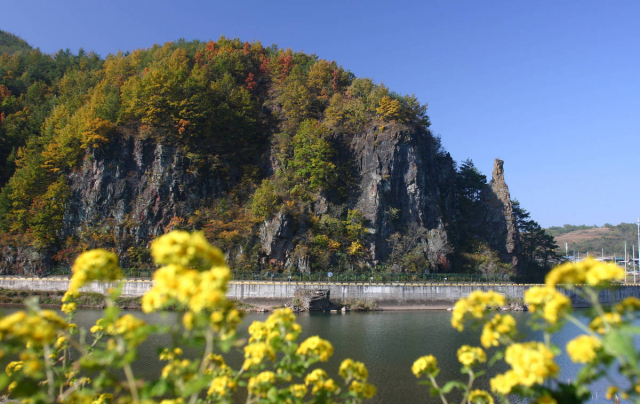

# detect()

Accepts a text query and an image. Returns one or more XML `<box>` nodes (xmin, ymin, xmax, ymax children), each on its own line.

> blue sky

<box><xmin>2</xmin><ymin>0</ymin><xmax>639</xmax><ymax>228</ymax></box>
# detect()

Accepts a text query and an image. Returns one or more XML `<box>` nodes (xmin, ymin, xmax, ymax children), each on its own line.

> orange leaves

<box><xmin>245</xmin><ymin>73</ymin><xmax>257</xmax><ymax>92</ymax></box>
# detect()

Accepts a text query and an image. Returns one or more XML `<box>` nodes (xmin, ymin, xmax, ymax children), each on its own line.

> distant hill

<box><xmin>0</xmin><ymin>30</ymin><xmax>32</xmax><ymax>55</ymax></box>
<box><xmin>547</xmin><ymin>223</ymin><xmax>639</xmax><ymax>258</ymax></box>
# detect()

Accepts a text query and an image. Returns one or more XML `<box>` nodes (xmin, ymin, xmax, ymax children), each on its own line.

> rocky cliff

<box><xmin>0</xmin><ymin>37</ymin><xmax>523</xmax><ymax>276</ymax></box>
<box><xmin>483</xmin><ymin>159</ymin><xmax>522</xmax><ymax>270</ymax></box>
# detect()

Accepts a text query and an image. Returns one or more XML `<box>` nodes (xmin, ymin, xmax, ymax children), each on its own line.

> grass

<box><xmin>340</xmin><ymin>298</ymin><xmax>378</xmax><ymax>311</ymax></box>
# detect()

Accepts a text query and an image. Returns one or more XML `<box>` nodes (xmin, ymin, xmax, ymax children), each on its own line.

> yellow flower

<box><xmin>150</xmin><ymin>230</ymin><xmax>225</xmax><ymax>269</ymax></box>
<box><xmin>468</xmin><ymin>389</ymin><xmax>494</xmax><ymax>404</ymax></box>
<box><xmin>6</xmin><ymin>361</ymin><xmax>23</xmax><ymax>376</ymax></box>
<box><xmin>339</xmin><ymin>358</ymin><xmax>369</xmax><ymax>381</ymax></box>
<box><xmin>481</xmin><ymin>314</ymin><xmax>516</xmax><ymax>348</ymax></box>
<box><xmin>411</xmin><ymin>355</ymin><xmax>438</xmax><ymax>378</ymax></box>
<box><xmin>504</xmin><ymin>342</ymin><xmax>558</xmax><ymax>387</ymax></box>
<box><xmin>296</xmin><ymin>336</ymin><xmax>334</xmax><ymax>362</ymax></box>
<box><xmin>248</xmin><ymin>371</ymin><xmax>275</xmax><ymax>398</ymax></box>
<box><xmin>290</xmin><ymin>383</ymin><xmax>307</xmax><ymax>398</ymax></box>
<box><xmin>451</xmin><ymin>291</ymin><xmax>505</xmax><ymax>331</ymax></box>
<box><xmin>68</xmin><ymin>249</ymin><xmax>122</xmax><ymax>295</ymax></box>
<box><xmin>524</xmin><ymin>286</ymin><xmax>571</xmax><ymax>324</ymax></box>
<box><xmin>61</xmin><ymin>302</ymin><xmax>76</xmax><ymax>314</ymax></box>
<box><xmin>490</xmin><ymin>371</ymin><xmax>518</xmax><ymax>395</ymax></box>
<box><xmin>546</xmin><ymin>258</ymin><xmax>623</xmax><ymax>287</ymax></box>
<box><xmin>208</xmin><ymin>375</ymin><xmax>236</xmax><ymax>396</ymax></box>
<box><xmin>243</xmin><ymin>342</ymin><xmax>275</xmax><ymax>370</ymax></box>
<box><xmin>349</xmin><ymin>380</ymin><xmax>377</xmax><ymax>399</ymax></box>
<box><xmin>566</xmin><ymin>335</ymin><xmax>601</xmax><ymax>363</ymax></box>
<box><xmin>590</xmin><ymin>312</ymin><xmax>622</xmax><ymax>334</ymax></box>
<box><xmin>107</xmin><ymin>314</ymin><xmax>146</xmax><ymax>345</ymax></box>
<box><xmin>606</xmin><ymin>386</ymin><xmax>618</xmax><ymax>400</ymax></box>
<box><xmin>457</xmin><ymin>345</ymin><xmax>486</xmax><ymax>367</ymax></box>
<box><xmin>615</xmin><ymin>296</ymin><xmax>640</xmax><ymax>313</ymax></box>
<box><xmin>304</xmin><ymin>369</ymin><xmax>337</xmax><ymax>395</ymax></box>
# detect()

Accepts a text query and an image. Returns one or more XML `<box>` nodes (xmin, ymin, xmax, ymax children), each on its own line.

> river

<box><xmin>1</xmin><ymin>308</ymin><xmax>626</xmax><ymax>403</ymax></box>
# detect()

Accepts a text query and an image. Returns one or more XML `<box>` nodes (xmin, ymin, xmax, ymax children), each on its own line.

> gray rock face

<box><xmin>62</xmin><ymin>134</ymin><xmax>223</xmax><ymax>260</ymax></box>
<box><xmin>1</xmin><ymin>124</ymin><xmax>521</xmax><ymax>275</ymax></box>
<box><xmin>351</xmin><ymin>123</ymin><xmax>456</xmax><ymax>268</ymax></box>
<box><xmin>483</xmin><ymin>159</ymin><xmax>522</xmax><ymax>270</ymax></box>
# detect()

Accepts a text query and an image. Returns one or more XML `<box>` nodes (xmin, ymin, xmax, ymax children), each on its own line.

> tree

<box><xmin>512</xmin><ymin>200</ymin><xmax>560</xmax><ymax>279</ymax></box>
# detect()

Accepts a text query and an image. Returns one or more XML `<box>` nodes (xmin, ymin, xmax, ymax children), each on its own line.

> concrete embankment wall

<box><xmin>1</xmin><ymin>277</ymin><xmax>639</xmax><ymax>309</ymax></box>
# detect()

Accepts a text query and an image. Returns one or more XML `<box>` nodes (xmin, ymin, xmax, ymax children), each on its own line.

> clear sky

<box><xmin>2</xmin><ymin>0</ymin><xmax>639</xmax><ymax>228</ymax></box>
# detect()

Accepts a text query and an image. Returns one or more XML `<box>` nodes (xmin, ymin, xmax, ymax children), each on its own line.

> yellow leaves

<box><xmin>376</xmin><ymin>96</ymin><xmax>402</xmax><ymax>121</ymax></box>
<box><xmin>80</xmin><ymin>117</ymin><xmax>115</xmax><ymax>149</ymax></box>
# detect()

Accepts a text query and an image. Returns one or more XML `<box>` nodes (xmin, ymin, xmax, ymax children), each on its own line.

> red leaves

<box><xmin>245</xmin><ymin>73</ymin><xmax>257</xmax><ymax>91</ymax></box>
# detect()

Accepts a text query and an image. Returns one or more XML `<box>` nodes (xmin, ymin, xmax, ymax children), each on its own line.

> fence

<box><xmin>47</xmin><ymin>266</ymin><xmax>513</xmax><ymax>283</ymax></box>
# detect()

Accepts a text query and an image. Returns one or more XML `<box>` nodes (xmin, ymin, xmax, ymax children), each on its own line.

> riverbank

<box><xmin>1</xmin><ymin>277</ymin><xmax>639</xmax><ymax>310</ymax></box>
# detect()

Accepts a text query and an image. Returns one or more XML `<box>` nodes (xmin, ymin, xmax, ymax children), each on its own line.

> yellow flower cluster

<box><xmin>566</xmin><ymin>335</ymin><xmax>601</xmax><ymax>363</ymax></box>
<box><xmin>491</xmin><ymin>342</ymin><xmax>558</xmax><ymax>394</ymax></box>
<box><xmin>5</xmin><ymin>361</ymin><xmax>22</xmax><ymax>376</ymax></box>
<box><xmin>481</xmin><ymin>314</ymin><xmax>516</xmax><ymax>348</ymax></box>
<box><xmin>0</xmin><ymin>310</ymin><xmax>67</xmax><ymax>346</ymax></box>
<box><xmin>524</xmin><ymin>286</ymin><xmax>571</xmax><ymax>324</ymax></box>
<box><xmin>590</xmin><ymin>312</ymin><xmax>622</xmax><ymax>334</ymax></box>
<box><xmin>142</xmin><ymin>263</ymin><xmax>230</xmax><ymax>313</ymax></box>
<box><xmin>468</xmin><ymin>389</ymin><xmax>494</xmax><ymax>404</ymax></box>
<box><xmin>142</xmin><ymin>231</ymin><xmax>231</xmax><ymax>314</ymax></box>
<box><xmin>339</xmin><ymin>358</ymin><xmax>369</xmax><ymax>381</ymax></box>
<box><xmin>457</xmin><ymin>345</ymin><xmax>486</xmax><ymax>367</ymax></box>
<box><xmin>289</xmin><ymin>383</ymin><xmax>308</xmax><ymax>399</ymax></box>
<box><xmin>248</xmin><ymin>371</ymin><xmax>276</xmax><ymax>398</ymax></box>
<box><xmin>161</xmin><ymin>358</ymin><xmax>193</xmax><ymax>380</ymax></box>
<box><xmin>304</xmin><ymin>369</ymin><xmax>337</xmax><ymax>395</ymax></box>
<box><xmin>150</xmin><ymin>230</ymin><xmax>225</xmax><ymax>270</ymax></box>
<box><xmin>546</xmin><ymin>258</ymin><xmax>624</xmax><ymax>287</ymax></box>
<box><xmin>615</xmin><ymin>296</ymin><xmax>640</xmax><ymax>314</ymax></box>
<box><xmin>412</xmin><ymin>355</ymin><xmax>438</xmax><ymax>378</ymax></box>
<box><xmin>451</xmin><ymin>290</ymin><xmax>505</xmax><ymax>331</ymax></box>
<box><xmin>349</xmin><ymin>380</ymin><xmax>377</xmax><ymax>399</ymax></box>
<box><xmin>207</xmin><ymin>375</ymin><xmax>236</xmax><ymax>397</ymax></box>
<box><xmin>65</xmin><ymin>249</ymin><xmax>122</xmax><ymax>299</ymax></box>
<box><xmin>296</xmin><ymin>335</ymin><xmax>334</xmax><ymax>362</ymax></box>
<box><xmin>243</xmin><ymin>342</ymin><xmax>276</xmax><ymax>370</ymax></box>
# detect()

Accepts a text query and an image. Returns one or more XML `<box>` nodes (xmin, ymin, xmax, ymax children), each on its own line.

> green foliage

<box><xmin>252</xmin><ymin>179</ymin><xmax>281</xmax><ymax>221</ymax></box>
<box><xmin>513</xmin><ymin>200</ymin><xmax>560</xmax><ymax>281</ymax></box>
<box><xmin>290</xmin><ymin>120</ymin><xmax>337</xmax><ymax>194</ymax></box>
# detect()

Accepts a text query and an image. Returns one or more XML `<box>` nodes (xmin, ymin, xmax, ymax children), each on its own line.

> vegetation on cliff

<box><xmin>0</xmin><ymin>32</ymin><xmax>557</xmax><ymax>279</ymax></box>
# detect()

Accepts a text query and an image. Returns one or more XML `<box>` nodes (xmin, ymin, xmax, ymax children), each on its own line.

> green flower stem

<box><xmin>117</xmin><ymin>336</ymin><xmax>140</xmax><ymax>402</ymax></box>
<box><xmin>190</xmin><ymin>327</ymin><xmax>215</xmax><ymax>404</ymax></box>
<box><xmin>42</xmin><ymin>343</ymin><xmax>56</xmax><ymax>402</ymax></box>
<box><xmin>427</xmin><ymin>374</ymin><xmax>449</xmax><ymax>404</ymax></box>
<box><xmin>460</xmin><ymin>369</ymin><xmax>475</xmax><ymax>404</ymax></box>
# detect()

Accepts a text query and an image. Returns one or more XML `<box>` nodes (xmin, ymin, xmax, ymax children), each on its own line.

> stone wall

<box><xmin>0</xmin><ymin>277</ymin><xmax>638</xmax><ymax>310</ymax></box>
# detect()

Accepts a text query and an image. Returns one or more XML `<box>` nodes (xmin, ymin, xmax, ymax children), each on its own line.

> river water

<box><xmin>2</xmin><ymin>308</ymin><xmax>626</xmax><ymax>403</ymax></box>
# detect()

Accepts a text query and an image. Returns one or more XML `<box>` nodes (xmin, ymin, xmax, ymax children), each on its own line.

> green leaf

<box><xmin>603</xmin><ymin>327</ymin><xmax>639</xmax><ymax>371</ymax></box>
<box><xmin>441</xmin><ymin>380</ymin><xmax>465</xmax><ymax>393</ymax></box>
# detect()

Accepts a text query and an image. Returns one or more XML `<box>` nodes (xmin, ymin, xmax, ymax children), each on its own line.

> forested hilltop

<box><xmin>0</xmin><ymin>30</ymin><xmax>557</xmax><ymax>280</ymax></box>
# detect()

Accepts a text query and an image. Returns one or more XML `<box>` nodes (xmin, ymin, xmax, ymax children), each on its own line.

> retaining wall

<box><xmin>1</xmin><ymin>277</ymin><xmax>639</xmax><ymax>309</ymax></box>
